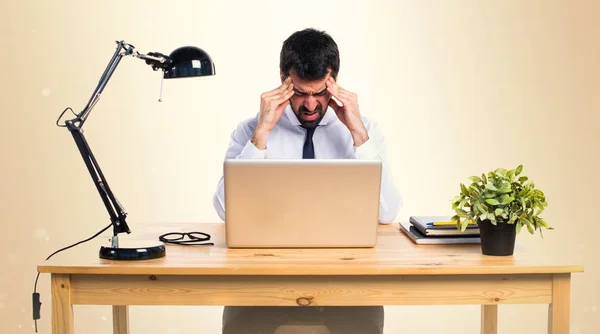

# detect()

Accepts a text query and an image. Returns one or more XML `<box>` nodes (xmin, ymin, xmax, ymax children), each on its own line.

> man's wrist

<box><xmin>251</xmin><ymin>128</ymin><xmax>270</xmax><ymax>150</ymax></box>
<box><xmin>350</xmin><ymin>127</ymin><xmax>369</xmax><ymax>147</ymax></box>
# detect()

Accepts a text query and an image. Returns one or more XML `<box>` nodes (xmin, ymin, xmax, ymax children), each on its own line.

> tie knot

<box><xmin>303</xmin><ymin>126</ymin><xmax>316</xmax><ymax>136</ymax></box>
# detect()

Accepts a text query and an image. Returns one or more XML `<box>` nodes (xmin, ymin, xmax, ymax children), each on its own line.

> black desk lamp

<box><xmin>56</xmin><ymin>40</ymin><xmax>215</xmax><ymax>261</ymax></box>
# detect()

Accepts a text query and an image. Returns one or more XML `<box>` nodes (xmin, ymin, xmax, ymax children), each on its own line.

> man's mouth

<box><xmin>301</xmin><ymin>111</ymin><xmax>319</xmax><ymax>121</ymax></box>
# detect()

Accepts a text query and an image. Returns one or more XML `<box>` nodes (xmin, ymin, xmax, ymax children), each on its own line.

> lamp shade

<box><xmin>164</xmin><ymin>46</ymin><xmax>215</xmax><ymax>79</ymax></box>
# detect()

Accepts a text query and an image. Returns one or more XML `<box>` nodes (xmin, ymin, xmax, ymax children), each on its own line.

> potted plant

<box><xmin>450</xmin><ymin>165</ymin><xmax>553</xmax><ymax>256</ymax></box>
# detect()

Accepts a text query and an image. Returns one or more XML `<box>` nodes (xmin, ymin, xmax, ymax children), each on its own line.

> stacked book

<box><xmin>399</xmin><ymin>216</ymin><xmax>481</xmax><ymax>244</ymax></box>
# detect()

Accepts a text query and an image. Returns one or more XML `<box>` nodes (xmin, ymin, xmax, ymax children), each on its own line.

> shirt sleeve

<box><xmin>238</xmin><ymin>139</ymin><xmax>266</xmax><ymax>159</ymax></box>
<box><xmin>353</xmin><ymin>120</ymin><xmax>403</xmax><ymax>224</ymax></box>
<box><xmin>213</xmin><ymin>119</ymin><xmax>265</xmax><ymax>221</ymax></box>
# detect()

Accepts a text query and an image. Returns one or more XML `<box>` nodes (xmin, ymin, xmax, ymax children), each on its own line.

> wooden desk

<box><xmin>38</xmin><ymin>222</ymin><xmax>583</xmax><ymax>334</ymax></box>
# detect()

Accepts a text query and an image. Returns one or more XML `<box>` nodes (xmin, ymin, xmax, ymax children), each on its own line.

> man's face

<box><xmin>284</xmin><ymin>69</ymin><xmax>332</xmax><ymax>128</ymax></box>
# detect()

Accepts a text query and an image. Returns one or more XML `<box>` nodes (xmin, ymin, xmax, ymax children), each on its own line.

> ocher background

<box><xmin>1</xmin><ymin>0</ymin><xmax>598</xmax><ymax>333</ymax></box>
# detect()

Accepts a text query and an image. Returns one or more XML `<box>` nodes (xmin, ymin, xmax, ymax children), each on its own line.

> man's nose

<box><xmin>304</xmin><ymin>95</ymin><xmax>319</xmax><ymax>111</ymax></box>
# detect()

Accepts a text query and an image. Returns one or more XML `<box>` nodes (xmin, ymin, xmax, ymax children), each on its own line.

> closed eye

<box><xmin>294</xmin><ymin>88</ymin><xmax>328</xmax><ymax>96</ymax></box>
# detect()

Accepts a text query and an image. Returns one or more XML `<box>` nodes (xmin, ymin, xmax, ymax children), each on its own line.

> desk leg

<box><xmin>112</xmin><ymin>306</ymin><xmax>130</xmax><ymax>334</ymax></box>
<box><xmin>548</xmin><ymin>273</ymin><xmax>571</xmax><ymax>334</ymax></box>
<box><xmin>481</xmin><ymin>305</ymin><xmax>498</xmax><ymax>334</ymax></box>
<box><xmin>51</xmin><ymin>274</ymin><xmax>74</xmax><ymax>334</ymax></box>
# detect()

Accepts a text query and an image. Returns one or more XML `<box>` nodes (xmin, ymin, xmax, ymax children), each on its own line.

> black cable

<box><xmin>32</xmin><ymin>223</ymin><xmax>112</xmax><ymax>332</ymax></box>
<box><xmin>55</xmin><ymin>107</ymin><xmax>76</xmax><ymax>127</ymax></box>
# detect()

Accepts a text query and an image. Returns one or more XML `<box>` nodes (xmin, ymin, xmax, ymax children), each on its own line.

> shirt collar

<box><xmin>284</xmin><ymin>104</ymin><xmax>337</xmax><ymax>127</ymax></box>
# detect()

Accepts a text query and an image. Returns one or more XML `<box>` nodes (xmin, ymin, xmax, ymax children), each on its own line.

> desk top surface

<box><xmin>38</xmin><ymin>222</ymin><xmax>584</xmax><ymax>276</ymax></box>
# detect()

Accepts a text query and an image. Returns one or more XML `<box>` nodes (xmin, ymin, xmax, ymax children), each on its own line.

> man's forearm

<box><xmin>351</xmin><ymin>128</ymin><xmax>369</xmax><ymax>147</ymax></box>
<box><xmin>251</xmin><ymin>128</ymin><xmax>270</xmax><ymax>150</ymax></box>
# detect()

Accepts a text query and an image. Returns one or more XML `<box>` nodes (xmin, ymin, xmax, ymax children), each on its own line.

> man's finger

<box><xmin>263</xmin><ymin>77</ymin><xmax>293</xmax><ymax>98</ymax></box>
<box><xmin>338</xmin><ymin>90</ymin><xmax>354</xmax><ymax>102</ymax></box>
<box><xmin>262</xmin><ymin>87</ymin><xmax>283</xmax><ymax>99</ymax></box>
<box><xmin>328</xmin><ymin>77</ymin><xmax>354</xmax><ymax>97</ymax></box>
<box><xmin>328</xmin><ymin>98</ymin><xmax>342</xmax><ymax>112</ymax></box>
<box><xmin>275</xmin><ymin>88</ymin><xmax>295</xmax><ymax>105</ymax></box>
<box><xmin>276</xmin><ymin>99</ymin><xmax>291</xmax><ymax>113</ymax></box>
<box><xmin>329</xmin><ymin>88</ymin><xmax>351</xmax><ymax>106</ymax></box>
<box><xmin>280</xmin><ymin>76</ymin><xmax>292</xmax><ymax>90</ymax></box>
<box><xmin>326</xmin><ymin>77</ymin><xmax>344</xmax><ymax>99</ymax></box>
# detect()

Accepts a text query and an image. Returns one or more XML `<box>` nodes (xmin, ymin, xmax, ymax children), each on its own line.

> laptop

<box><xmin>223</xmin><ymin>159</ymin><xmax>382</xmax><ymax>248</ymax></box>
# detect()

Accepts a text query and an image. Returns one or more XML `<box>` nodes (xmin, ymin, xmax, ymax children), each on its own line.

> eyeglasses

<box><xmin>159</xmin><ymin>232</ymin><xmax>214</xmax><ymax>246</ymax></box>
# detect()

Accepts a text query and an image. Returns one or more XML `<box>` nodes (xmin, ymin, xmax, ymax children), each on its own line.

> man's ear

<box><xmin>280</xmin><ymin>72</ymin><xmax>286</xmax><ymax>83</ymax></box>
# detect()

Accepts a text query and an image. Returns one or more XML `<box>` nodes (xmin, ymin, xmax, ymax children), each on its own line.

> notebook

<box><xmin>409</xmin><ymin>216</ymin><xmax>480</xmax><ymax>236</ymax></box>
<box><xmin>399</xmin><ymin>222</ymin><xmax>481</xmax><ymax>244</ymax></box>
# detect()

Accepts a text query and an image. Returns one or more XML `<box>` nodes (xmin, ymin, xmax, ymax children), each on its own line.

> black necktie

<box><xmin>302</xmin><ymin>127</ymin><xmax>316</xmax><ymax>159</ymax></box>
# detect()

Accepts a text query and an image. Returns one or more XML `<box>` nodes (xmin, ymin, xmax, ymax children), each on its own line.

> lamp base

<box><xmin>99</xmin><ymin>240</ymin><xmax>166</xmax><ymax>260</ymax></box>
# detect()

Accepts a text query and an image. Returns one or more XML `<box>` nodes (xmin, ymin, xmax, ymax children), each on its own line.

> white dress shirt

<box><xmin>213</xmin><ymin>105</ymin><xmax>403</xmax><ymax>223</ymax></box>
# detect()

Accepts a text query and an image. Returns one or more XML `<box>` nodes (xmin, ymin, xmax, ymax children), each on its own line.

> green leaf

<box><xmin>494</xmin><ymin>208</ymin><xmax>503</xmax><ymax>216</ymax></box>
<box><xmin>526</xmin><ymin>223</ymin><xmax>534</xmax><ymax>234</ymax></box>
<box><xmin>456</xmin><ymin>209</ymin><xmax>468</xmax><ymax>218</ymax></box>
<box><xmin>482</xmin><ymin>173</ymin><xmax>487</xmax><ymax>184</ymax></box>
<box><xmin>535</xmin><ymin>206</ymin><xmax>545</xmax><ymax>216</ymax></box>
<box><xmin>516</xmin><ymin>222</ymin><xmax>522</xmax><ymax>234</ymax></box>
<box><xmin>507</xmin><ymin>169</ymin><xmax>516</xmax><ymax>182</ymax></box>
<box><xmin>460</xmin><ymin>183</ymin><xmax>468</xmax><ymax>196</ymax></box>
<box><xmin>498</xmin><ymin>181</ymin><xmax>512</xmax><ymax>193</ymax></box>
<box><xmin>515</xmin><ymin>164</ymin><xmax>523</xmax><ymax>176</ymax></box>
<box><xmin>500</xmin><ymin>195</ymin><xmax>515</xmax><ymax>205</ymax></box>
<box><xmin>479</xmin><ymin>213</ymin><xmax>487</xmax><ymax>221</ymax></box>
<box><xmin>484</xmin><ymin>191</ymin><xmax>496</xmax><ymax>198</ymax></box>
<box><xmin>538</xmin><ymin>219</ymin><xmax>552</xmax><ymax>229</ymax></box>
<box><xmin>485</xmin><ymin>183</ymin><xmax>498</xmax><ymax>191</ymax></box>
<box><xmin>496</xmin><ymin>168</ymin><xmax>508</xmax><ymax>177</ymax></box>
<box><xmin>485</xmin><ymin>198</ymin><xmax>500</xmax><ymax>205</ymax></box>
<box><xmin>469</xmin><ymin>176</ymin><xmax>482</xmax><ymax>183</ymax></box>
<box><xmin>469</xmin><ymin>183</ymin><xmax>481</xmax><ymax>194</ymax></box>
<box><xmin>476</xmin><ymin>203</ymin><xmax>486</xmax><ymax>214</ymax></box>
<box><xmin>518</xmin><ymin>176</ymin><xmax>528</xmax><ymax>183</ymax></box>
<box><xmin>460</xmin><ymin>219</ymin><xmax>470</xmax><ymax>232</ymax></box>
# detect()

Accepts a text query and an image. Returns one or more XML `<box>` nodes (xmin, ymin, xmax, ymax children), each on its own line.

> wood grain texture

<box><xmin>51</xmin><ymin>274</ymin><xmax>73</xmax><ymax>334</ymax></box>
<box><xmin>37</xmin><ymin>223</ymin><xmax>584</xmax><ymax>276</ymax></box>
<box><xmin>548</xmin><ymin>273</ymin><xmax>571</xmax><ymax>334</ymax></box>
<box><xmin>112</xmin><ymin>306</ymin><xmax>129</xmax><ymax>334</ymax></box>
<box><xmin>69</xmin><ymin>274</ymin><xmax>552</xmax><ymax>306</ymax></box>
<box><xmin>481</xmin><ymin>304</ymin><xmax>498</xmax><ymax>334</ymax></box>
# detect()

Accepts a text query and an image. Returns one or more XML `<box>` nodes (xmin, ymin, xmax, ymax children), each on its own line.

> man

<box><xmin>213</xmin><ymin>28</ymin><xmax>402</xmax><ymax>334</ymax></box>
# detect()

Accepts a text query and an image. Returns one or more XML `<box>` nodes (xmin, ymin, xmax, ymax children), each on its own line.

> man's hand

<box><xmin>326</xmin><ymin>77</ymin><xmax>369</xmax><ymax>147</ymax></box>
<box><xmin>252</xmin><ymin>77</ymin><xmax>295</xmax><ymax>149</ymax></box>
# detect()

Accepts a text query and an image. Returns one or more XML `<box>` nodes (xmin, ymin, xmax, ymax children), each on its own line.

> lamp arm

<box><xmin>78</xmin><ymin>41</ymin><xmax>133</xmax><ymax>126</ymax></box>
<box><xmin>65</xmin><ymin>119</ymin><xmax>131</xmax><ymax>239</ymax></box>
<box><xmin>59</xmin><ymin>41</ymin><xmax>142</xmax><ymax>245</ymax></box>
